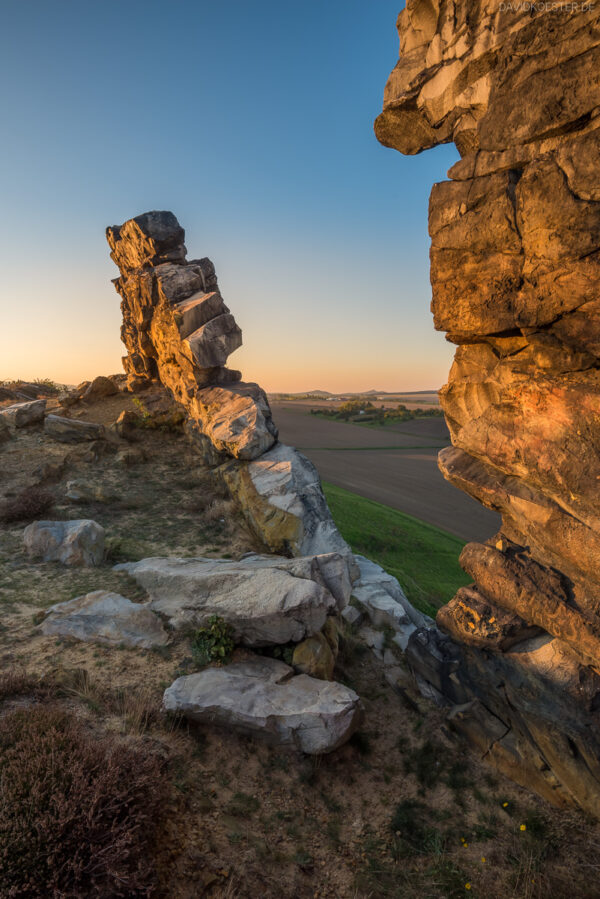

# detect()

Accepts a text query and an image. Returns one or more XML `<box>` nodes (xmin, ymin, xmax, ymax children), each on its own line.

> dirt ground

<box><xmin>0</xmin><ymin>387</ymin><xmax>598</xmax><ymax>898</ymax></box>
<box><xmin>270</xmin><ymin>404</ymin><xmax>500</xmax><ymax>543</ymax></box>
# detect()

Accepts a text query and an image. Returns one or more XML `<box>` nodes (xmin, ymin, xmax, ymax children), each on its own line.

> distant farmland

<box><xmin>270</xmin><ymin>402</ymin><xmax>499</xmax><ymax>543</ymax></box>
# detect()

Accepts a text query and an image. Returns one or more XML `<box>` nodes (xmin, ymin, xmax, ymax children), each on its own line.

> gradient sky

<box><xmin>0</xmin><ymin>0</ymin><xmax>459</xmax><ymax>393</ymax></box>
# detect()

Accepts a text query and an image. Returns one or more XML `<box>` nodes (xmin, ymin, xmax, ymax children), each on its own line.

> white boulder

<box><xmin>163</xmin><ymin>656</ymin><xmax>362</xmax><ymax>753</ymax></box>
<box><xmin>114</xmin><ymin>554</ymin><xmax>344</xmax><ymax>645</ymax></box>
<box><xmin>41</xmin><ymin>590</ymin><xmax>169</xmax><ymax>648</ymax></box>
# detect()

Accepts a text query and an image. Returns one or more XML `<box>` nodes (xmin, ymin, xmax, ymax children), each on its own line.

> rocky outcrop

<box><xmin>41</xmin><ymin>591</ymin><xmax>168</xmax><ymax>648</ymax></box>
<box><xmin>163</xmin><ymin>656</ymin><xmax>362</xmax><ymax>754</ymax></box>
<box><xmin>377</xmin><ymin>1</ymin><xmax>600</xmax><ymax>813</ymax></box>
<box><xmin>24</xmin><ymin>519</ymin><xmax>105</xmax><ymax>567</ymax></box>
<box><xmin>106</xmin><ymin>211</ymin><xmax>277</xmax><ymax>461</ymax></box>
<box><xmin>106</xmin><ymin>212</ymin><xmax>355</xmax><ymax>563</ymax></box>
<box><xmin>115</xmin><ymin>553</ymin><xmax>350</xmax><ymax>645</ymax></box>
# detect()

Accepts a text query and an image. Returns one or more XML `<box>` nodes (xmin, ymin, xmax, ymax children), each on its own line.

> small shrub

<box><xmin>0</xmin><ymin>704</ymin><xmax>169</xmax><ymax>896</ymax></box>
<box><xmin>0</xmin><ymin>486</ymin><xmax>54</xmax><ymax>524</ymax></box>
<box><xmin>191</xmin><ymin>615</ymin><xmax>235</xmax><ymax>667</ymax></box>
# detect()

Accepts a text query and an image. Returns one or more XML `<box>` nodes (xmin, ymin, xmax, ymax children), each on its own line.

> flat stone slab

<box><xmin>24</xmin><ymin>519</ymin><xmax>105</xmax><ymax>566</ymax></box>
<box><xmin>115</xmin><ymin>554</ymin><xmax>347</xmax><ymax>645</ymax></box>
<box><xmin>41</xmin><ymin>590</ymin><xmax>168</xmax><ymax>648</ymax></box>
<box><xmin>163</xmin><ymin>656</ymin><xmax>362</xmax><ymax>754</ymax></box>
<box><xmin>0</xmin><ymin>399</ymin><xmax>46</xmax><ymax>428</ymax></box>
<box><xmin>44</xmin><ymin>414</ymin><xmax>105</xmax><ymax>443</ymax></box>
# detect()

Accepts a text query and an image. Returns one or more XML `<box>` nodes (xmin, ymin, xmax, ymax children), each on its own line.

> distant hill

<box><xmin>268</xmin><ymin>389</ymin><xmax>440</xmax><ymax>397</ymax></box>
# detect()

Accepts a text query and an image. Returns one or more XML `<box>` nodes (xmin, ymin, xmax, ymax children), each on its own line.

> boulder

<box><xmin>114</xmin><ymin>554</ymin><xmax>347</xmax><ymax>645</ymax></box>
<box><xmin>44</xmin><ymin>414</ymin><xmax>105</xmax><ymax>443</ymax></box>
<box><xmin>292</xmin><ymin>632</ymin><xmax>335</xmax><ymax>680</ymax></box>
<box><xmin>163</xmin><ymin>656</ymin><xmax>362</xmax><ymax>753</ymax></box>
<box><xmin>41</xmin><ymin>590</ymin><xmax>168</xmax><ymax>648</ymax></box>
<box><xmin>65</xmin><ymin>480</ymin><xmax>112</xmax><ymax>503</ymax></box>
<box><xmin>113</xmin><ymin>409</ymin><xmax>139</xmax><ymax>440</ymax></box>
<box><xmin>190</xmin><ymin>382</ymin><xmax>277</xmax><ymax>461</ymax></box>
<box><xmin>220</xmin><ymin>443</ymin><xmax>354</xmax><ymax>564</ymax></box>
<box><xmin>83</xmin><ymin>376</ymin><xmax>119</xmax><ymax>400</ymax></box>
<box><xmin>0</xmin><ymin>399</ymin><xmax>46</xmax><ymax>428</ymax></box>
<box><xmin>24</xmin><ymin>519</ymin><xmax>105</xmax><ymax>566</ymax></box>
<box><xmin>0</xmin><ymin>418</ymin><xmax>11</xmax><ymax>444</ymax></box>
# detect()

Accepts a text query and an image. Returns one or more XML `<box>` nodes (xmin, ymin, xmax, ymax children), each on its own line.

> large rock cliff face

<box><xmin>376</xmin><ymin>2</ymin><xmax>600</xmax><ymax>813</ymax></box>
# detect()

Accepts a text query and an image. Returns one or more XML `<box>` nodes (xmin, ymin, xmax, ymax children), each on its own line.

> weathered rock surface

<box><xmin>106</xmin><ymin>211</ymin><xmax>276</xmax><ymax>461</ymax></box>
<box><xmin>0</xmin><ymin>399</ymin><xmax>46</xmax><ymax>428</ymax></box>
<box><xmin>24</xmin><ymin>519</ymin><xmax>105</xmax><ymax>566</ymax></box>
<box><xmin>115</xmin><ymin>553</ymin><xmax>349</xmax><ymax>645</ymax></box>
<box><xmin>44</xmin><ymin>414</ymin><xmax>105</xmax><ymax>443</ymax></box>
<box><xmin>163</xmin><ymin>656</ymin><xmax>362</xmax><ymax>753</ymax></box>
<box><xmin>377</xmin><ymin>1</ymin><xmax>600</xmax><ymax>813</ymax></box>
<box><xmin>41</xmin><ymin>590</ymin><xmax>168</xmax><ymax>648</ymax></box>
<box><xmin>220</xmin><ymin>443</ymin><xmax>354</xmax><ymax>562</ymax></box>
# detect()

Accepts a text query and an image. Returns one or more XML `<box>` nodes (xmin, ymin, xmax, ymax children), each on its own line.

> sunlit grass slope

<box><xmin>323</xmin><ymin>482</ymin><xmax>470</xmax><ymax>618</ymax></box>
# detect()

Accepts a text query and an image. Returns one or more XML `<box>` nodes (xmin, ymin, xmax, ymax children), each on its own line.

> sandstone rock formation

<box><xmin>24</xmin><ymin>519</ymin><xmax>105</xmax><ymax>567</ymax></box>
<box><xmin>115</xmin><ymin>553</ymin><xmax>350</xmax><ymax>646</ymax></box>
<box><xmin>106</xmin><ymin>212</ymin><xmax>277</xmax><ymax>461</ymax></box>
<box><xmin>377</xmin><ymin>1</ymin><xmax>600</xmax><ymax>813</ymax></box>
<box><xmin>107</xmin><ymin>212</ymin><xmax>355</xmax><ymax>564</ymax></box>
<box><xmin>163</xmin><ymin>656</ymin><xmax>362</xmax><ymax>754</ymax></box>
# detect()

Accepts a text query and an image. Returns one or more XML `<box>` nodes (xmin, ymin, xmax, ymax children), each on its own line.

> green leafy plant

<box><xmin>191</xmin><ymin>615</ymin><xmax>235</xmax><ymax>667</ymax></box>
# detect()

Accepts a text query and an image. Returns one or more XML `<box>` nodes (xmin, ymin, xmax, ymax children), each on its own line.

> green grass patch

<box><xmin>322</xmin><ymin>482</ymin><xmax>469</xmax><ymax>617</ymax></box>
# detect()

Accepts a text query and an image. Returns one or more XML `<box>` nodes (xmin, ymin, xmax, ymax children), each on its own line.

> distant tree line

<box><xmin>311</xmin><ymin>399</ymin><xmax>443</xmax><ymax>424</ymax></box>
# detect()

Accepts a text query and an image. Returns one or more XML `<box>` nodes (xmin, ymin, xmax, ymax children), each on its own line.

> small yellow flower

<box><xmin>520</xmin><ymin>824</ymin><xmax>527</xmax><ymax>831</ymax></box>
<box><xmin>465</xmin><ymin>885</ymin><xmax>472</xmax><ymax>892</ymax></box>
<box><xmin>502</xmin><ymin>802</ymin><xmax>508</xmax><ymax>808</ymax></box>
<box><xmin>463</xmin><ymin>842</ymin><xmax>468</xmax><ymax>848</ymax></box>
<box><xmin>481</xmin><ymin>856</ymin><xmax>486</xmax><ymax>863</ymax></box>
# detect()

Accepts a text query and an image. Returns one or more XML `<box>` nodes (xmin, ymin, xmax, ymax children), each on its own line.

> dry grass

<box><xmin>0</xmin><ymin>702</ymin><xmax>169</xmax><ymax>897</ymax></box>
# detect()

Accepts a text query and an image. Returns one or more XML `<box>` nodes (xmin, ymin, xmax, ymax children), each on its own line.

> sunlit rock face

<box><xmin>377</xmin><ymin>1</ymin><xmax>600</xmax><ymax>814</ymax></box>
<box><xmin>106</xmin><ymin>212</ymin><xmax>277</xmax><ymax>460</ymax></box>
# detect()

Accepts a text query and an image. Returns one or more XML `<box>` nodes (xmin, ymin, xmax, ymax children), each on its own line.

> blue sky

<box><xmin>0</xmin><ymin>0</ymin><xmax>458</xmax><ymax>391</ymax></box>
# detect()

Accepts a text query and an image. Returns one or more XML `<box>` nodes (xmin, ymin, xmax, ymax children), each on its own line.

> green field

<box><xmin>323</xmin><ymin>482</ymin><xmax>470</xmax><ymax>618</ymax></box>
